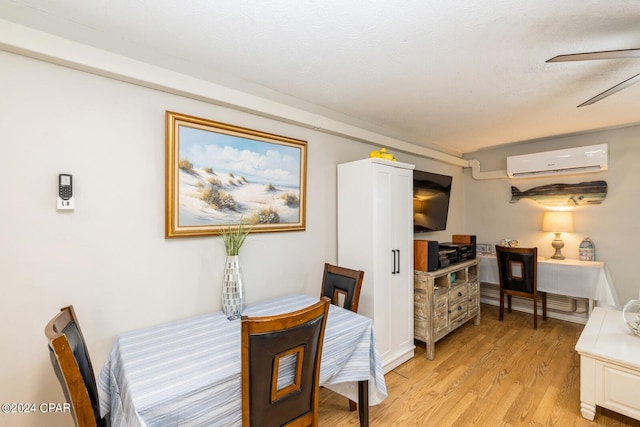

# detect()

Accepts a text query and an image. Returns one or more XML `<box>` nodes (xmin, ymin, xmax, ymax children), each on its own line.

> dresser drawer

<box><xmin>595</xmin><ymin>359</ymin><xmax>640</xmax><ymax>420</ymax></box>
<box><xmin>468</xmin><ymin>282</ymin><xmax>479</xmax><ymax>312</ymax></box>
<box><xmin>449</xmin><ymin>284</ymin><xmax>468</xmax><ymax>305</ymax></box>
<box><xmin>468</xmin><ymin>300</ymin><xmax>478</xmax><ymax>316</ymax></box>
<box><xmin>468</xmin><ymin>281</ymin><xmax>478</xmax><ymax>298</ymax></box>
<box><xmin>434</xmin><ymin>311</ymin><xmax>448</xmax><ymax>333</ymax></box>
<box><xmin>434</xmin><ymin>293</ymin><xmax>448</xmax><ymax>313</ymax></box>
<box><xmin>449</xmin><ymin>300</ymin><xmax>468</xmax><ymax>323</ymax></box>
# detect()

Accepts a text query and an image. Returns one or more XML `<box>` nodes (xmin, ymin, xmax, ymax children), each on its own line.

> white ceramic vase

<box><xmin>221</xmin><ymin>255</ymin><xmax>245</xmax><ymax>320</ymax></box>
<box><xmin>579</xmin><ymin>237</ymin><xmax>595</xmax><ymax>261</ymax></box>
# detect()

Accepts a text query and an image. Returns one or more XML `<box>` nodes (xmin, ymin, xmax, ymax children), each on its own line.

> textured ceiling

<box><xmin>1</xmin><ymin>0</ymin><xmax>640</xmax><ymax>155</ymax></box>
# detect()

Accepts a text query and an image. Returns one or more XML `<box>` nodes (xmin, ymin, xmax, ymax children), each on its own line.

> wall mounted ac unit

<box><xmin>507</xmin><ymin>144</ymin><xmax>608</xmax><ymax>178</ymax></box>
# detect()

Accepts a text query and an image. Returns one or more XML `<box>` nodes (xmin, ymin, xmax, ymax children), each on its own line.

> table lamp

<box><xmin>542</xmin><ymin>211</ymin><xmax>574</xmax><ymax>260</ymax></box>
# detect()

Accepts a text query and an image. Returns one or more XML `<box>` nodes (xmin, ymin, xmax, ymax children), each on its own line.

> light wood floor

<box><xmin>319</xmin><ymin>304</ymin><xmax>640</xmax><ymax>426</ymax></box>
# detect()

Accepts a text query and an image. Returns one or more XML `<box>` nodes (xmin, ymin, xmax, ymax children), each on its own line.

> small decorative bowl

<box><xmin>622</xmin><ymin>300</ymin><xmax>640</xmax><ymax>337</ymax></box>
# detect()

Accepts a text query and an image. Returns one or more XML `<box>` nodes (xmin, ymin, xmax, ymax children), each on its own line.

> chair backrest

<box><xmin>320</xmin><ymin>263</ymin><xmax>364</xmax><ymax>312</ymax></box>
<box><xmin>241</xmin><ymin>297</ymin><xmax>330</xmax><ymax>427</ymax></box>
<box><xmin>495</xmin><ymin>246</ymin><xmax>538</xmax><ymax>294</ymax></box>
<box><xmin>45</xmin><ymin>306</ymin><xmax>104</xmax><ymax>427</ymax></box>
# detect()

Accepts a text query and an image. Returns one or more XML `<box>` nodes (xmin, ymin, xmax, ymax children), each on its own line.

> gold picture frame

<box><xmin>165</xmin><ymin>111</ymin><xmax>307</xmax><ymax>238</ymax></box>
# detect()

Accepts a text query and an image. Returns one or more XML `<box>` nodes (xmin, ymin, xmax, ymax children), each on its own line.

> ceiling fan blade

<box><xmin>547</xmin><ymin>48</ymin><xmax>640</xmax><ymax>62</ymax></box>
<box><xmin>578</xmin><ymin>72</ymin><xmax>640</xmax><ymax>107</ymax></box>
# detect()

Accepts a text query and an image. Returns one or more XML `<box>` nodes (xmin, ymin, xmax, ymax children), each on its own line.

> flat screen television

<box><xmin>413</xmin><ymin>170</ymin><xmax>453</xmax><ymax>232</ymax></box>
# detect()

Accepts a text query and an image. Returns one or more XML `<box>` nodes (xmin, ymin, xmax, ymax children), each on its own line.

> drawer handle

<box><xmin>457</xmin><ymin>292</ymin><xmax>463</xmax><ymax>297</ymax></box>
<box><xmin>457</xmin><ymin>306</ymin><xmax>462</xmax><ymax>311</ymax></box>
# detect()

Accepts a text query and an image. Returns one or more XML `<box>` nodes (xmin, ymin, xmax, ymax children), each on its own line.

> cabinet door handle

<box><xmin>396</xmin><ymin>250</ymin><xmax>400</xmax><ymax>274</ymax></box>
<box><xmin>391</xmin><ymin>250</ymin><xmax>397</xmax><ymax>275</ymax></box>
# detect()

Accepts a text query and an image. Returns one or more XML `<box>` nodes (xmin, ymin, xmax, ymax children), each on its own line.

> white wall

<box><xmin>463</xmin><ymin>127</ymin><xmax>640</xmax><ymax>306</ymax></box>
<box><xmin>0</xmin><ymin>51</ymin><xmax>464</xmax><ymax>426</ymax></box>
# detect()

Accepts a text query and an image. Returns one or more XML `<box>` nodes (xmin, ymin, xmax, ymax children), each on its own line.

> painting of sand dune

<box><xmin>166</xmin><ymin>112</ymin><xmax>307</xmax><ymax>237</ymax></box>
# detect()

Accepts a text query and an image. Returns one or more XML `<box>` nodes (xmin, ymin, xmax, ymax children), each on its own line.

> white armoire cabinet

<box><xmin>337</xmin><ymin>158</ymin><xmax>415</xmax><ymax>373</ymax></box>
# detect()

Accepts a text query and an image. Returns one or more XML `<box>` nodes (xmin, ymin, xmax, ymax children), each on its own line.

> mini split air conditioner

<box><xmin>506</xmin><ymin>144</ymin><xmax>608</xmax><ymax>178</ymax></box>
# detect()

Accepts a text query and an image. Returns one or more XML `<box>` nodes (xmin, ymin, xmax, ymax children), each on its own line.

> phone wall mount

<box><xmin>57</xmin><ymin>196</ymin><xmax>75</xmax><ymax>210</ymax></box>
<box><xmin>57</xmin><ymin>173</ymin><xmax>75</xmax><ymax>211</ymax></box>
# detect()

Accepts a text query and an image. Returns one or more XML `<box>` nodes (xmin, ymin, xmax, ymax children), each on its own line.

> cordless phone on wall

<box><xmin>57</xmin><ymin>173</ymin><xmax>75</xmax><ymax>210</ymax></box>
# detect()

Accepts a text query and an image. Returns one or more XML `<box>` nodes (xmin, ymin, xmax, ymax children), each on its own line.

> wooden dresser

<box><xmin>414</xmin><ymin>259</ymin><xmax>480</xmax><ymax>360</ymax></box>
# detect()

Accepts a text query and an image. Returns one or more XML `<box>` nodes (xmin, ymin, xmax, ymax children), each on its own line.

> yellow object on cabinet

<box><xmin>369</xmin><ymin>147</ymin><xmax>396</xmax><ymax>161</ymax></box>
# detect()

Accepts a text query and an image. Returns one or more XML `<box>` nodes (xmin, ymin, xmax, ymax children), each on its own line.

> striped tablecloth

<box><xmin>98</xmin><ymin>294</ymin><xmax>388</xmax><ymax>426</ymax></box>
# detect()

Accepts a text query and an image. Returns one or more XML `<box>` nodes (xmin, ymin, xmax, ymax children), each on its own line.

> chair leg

<box><xmin>349</xmin><ymin>399</ymin><xmax>357</xmax><ymax>411</ymax></box>
<box><xmin>542</xmin><ymin>293</ymin><xmax>547</xmax><ymax>320</ymax></box>
<box><xmin>507</xmin><ymin>295</ymin><xmax>512</xmax><ymax>313</ymax></box>
<box><xmin>499</xmin><ymin>292</ymin><xmax>504</xmax><ymax>321</ymax></box>
<box><xmin>533</xmin><ymin>295</ymin><xmax>538</xmax><ymax>330</ymax></box>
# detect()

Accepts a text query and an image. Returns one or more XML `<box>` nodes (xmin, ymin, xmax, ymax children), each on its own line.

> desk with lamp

<box><xmin>479</xmin><ymin>210</ymin><xmax>620</xmax><ymax>314</ymax></box>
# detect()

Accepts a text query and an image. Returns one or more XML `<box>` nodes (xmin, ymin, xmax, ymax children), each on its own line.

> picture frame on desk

<box><xmin>476</xmin><ymin>243</ymin><xmax>494</xmax><ymax>255</ymax></box>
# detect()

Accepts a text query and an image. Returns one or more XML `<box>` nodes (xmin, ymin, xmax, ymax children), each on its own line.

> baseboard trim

<box><xmin>480</xmin><ymin>297</ymin><xmax>587</xmax><ymax>324</ymax></box>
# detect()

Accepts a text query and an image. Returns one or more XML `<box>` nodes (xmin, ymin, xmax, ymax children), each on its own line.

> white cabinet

<box><xmin>576</xmin><ymin>307</ymin><xmax>640</xmax><ymax>421</ymax></box>
<box><xmin>337</xmin><ymin>158</ymin><xmax>415</xmax><ymax>373</ymax></box>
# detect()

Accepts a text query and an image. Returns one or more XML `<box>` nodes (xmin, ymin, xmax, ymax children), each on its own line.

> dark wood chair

<box><xmin>320</xmin><ymin>263</ymin><xmax>364</xmax><ymax>411</ymax></box>
<box><xmin>495</xmin><ymin>246</ymin><xmax>547</xmax><ymax>329</ymax></box>
<box><xmin>45</xmin><ymin>306</ymin><xmax>109</xmax><ymax>427</ymax></box>
<box><xmin>241</xmin><ymin>297</ymin><xmax>330</xmax><ymax>427</ymax></box>
<box><xmin>320</xmin><ymin>263</ymin><xmax>364</xmax><ymax>313</ymax></box>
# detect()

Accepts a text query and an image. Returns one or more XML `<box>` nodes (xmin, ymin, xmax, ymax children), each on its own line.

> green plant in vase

<box><xmin>221</xmin><ymin>219</ymin><xmax>253</xmax><ymax>255</ymax></box>
<box><xmin>220</xmin><ymin>218</ymin><xmax>253</xmax><ymax>320</ymax></box>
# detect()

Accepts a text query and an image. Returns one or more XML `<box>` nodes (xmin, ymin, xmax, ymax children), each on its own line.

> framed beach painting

<box><xmin>165</xmin><ymin>111</ymin><xmax>307</xmax><ymax>238</ymax></box>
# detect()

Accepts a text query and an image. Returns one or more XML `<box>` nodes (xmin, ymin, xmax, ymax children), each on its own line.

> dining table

<box><xmin>97</xmin><ymin>294</ymin><xmax>388</xmax><ymax>426</ymax></box>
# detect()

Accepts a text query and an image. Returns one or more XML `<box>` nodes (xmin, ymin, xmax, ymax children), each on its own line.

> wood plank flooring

<box><xmin>319</xmin><ymin>304</ymin><xmax>640</xmax><ymax>426</ymax></box>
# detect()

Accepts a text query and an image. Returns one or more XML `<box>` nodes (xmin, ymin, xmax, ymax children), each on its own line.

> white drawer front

<box><xmin>596</xmin><ymin>361</ymin><xmax>640</xmax><ymax>421</ymax></box>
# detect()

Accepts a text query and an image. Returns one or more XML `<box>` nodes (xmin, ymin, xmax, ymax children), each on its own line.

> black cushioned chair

<box><xmin>320</xmin><ymin>263</ymin><xmax>364</xmax><ymax>411</ymax></box>
<box><xmin>495</xmin><ymin>246</ymin><xmax>547</xmax><ymax>329</ymax></box>
<box><xmin>45</xmin><ymin>306</ymin><xmax>109</xmax><ymax>427</ymax></box>
<box><xmin>320</xmin><ymin>263</ymin><xmax>364</xmax><ymax>313</ymax></box>
<box><xmin>241</xmin><ymin>297</ymin><xmax>330</xmax><ymax>427</ymax></box>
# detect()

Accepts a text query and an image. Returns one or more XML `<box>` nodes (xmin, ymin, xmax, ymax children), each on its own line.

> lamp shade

<box><xmin>542</xmin><ymin>211</ymin><xmax>574</xmax><ymax>233</ymax></box>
